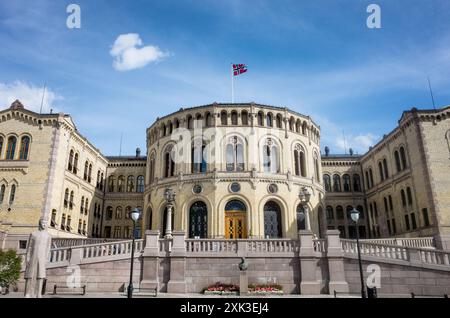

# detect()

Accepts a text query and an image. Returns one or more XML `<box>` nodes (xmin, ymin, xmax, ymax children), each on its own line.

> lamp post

<box><xmin>127</xmin><ymin>207</ymin><xmax>141</xmax><ymax>299</ymax></box>
<box><xmin>164</xmin><ymin>187</ymin><xmax>176</xmax><ymax>239</ymax></box>
<box><xmin>299</xmin><ymin>187</ymin><xmax>311</xmax><ymax>230</ymax></box>
<box><xmin>350</xmin><ymin>208</ymin><xmax>366</xmax><ymax>299</ymax></box>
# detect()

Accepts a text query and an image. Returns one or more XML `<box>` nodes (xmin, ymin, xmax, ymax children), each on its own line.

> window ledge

<box><xmin>0</xmin><ymin>160</ymin><xmax>30</xmax><ymax>171</ymax></box>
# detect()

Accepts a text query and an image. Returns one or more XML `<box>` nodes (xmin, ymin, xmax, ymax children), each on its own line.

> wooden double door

<box><xmin>225</xmin><ymin>211</ymin><xmax>247</xmax><ymax>239</ymax></box>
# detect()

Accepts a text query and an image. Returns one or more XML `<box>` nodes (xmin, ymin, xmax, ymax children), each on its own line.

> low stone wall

<box><xmin>344</xmin><ymin>259</ymin><xmax>450</xmax><ymax>296</ymax></box>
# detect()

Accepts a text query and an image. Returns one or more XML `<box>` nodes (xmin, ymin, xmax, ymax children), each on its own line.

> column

<box><xmin>298</xmin><ymin>230</ymin><xmax>321</xmax><ymax>295</ymax></box>
<box><xmin>165</xmin><ymin>204</ymin><xmax>173</xmax><ymax>239</ymax></box>
<box><xmin>305</xmin><ymin>206</ymin><xmax>311</xmax><ymax>231</ymax></box>
<box><xmin>326</xmin><ymin>230</ymin><xmax>349</xmax><ymax>294</ymax></box>
<box><xmin>167</xmin><ymin>231</ymin><xmax>187</xmax><ymax>293</ymax></box>
<box><xmin>140</xmin><ymin>230</ymin><xmax>160</xmax><ymax>290</ymax></box>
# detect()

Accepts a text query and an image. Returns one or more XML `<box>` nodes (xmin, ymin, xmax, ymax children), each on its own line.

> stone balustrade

<box><xmin>51</xmin><ymin>238</ymin><xmax>120</xmax><ymax>248</ymax></box>
<box><xmin>359</xmin><ymin>237</ymin><xmax>435</xmax><ymax>249</ymax></box>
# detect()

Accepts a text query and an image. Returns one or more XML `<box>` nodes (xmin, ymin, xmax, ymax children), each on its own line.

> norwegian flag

<box><xmin>233</xmin><ymin>64</ymin><xmax>248</xmax><ymax>76</ymax></box>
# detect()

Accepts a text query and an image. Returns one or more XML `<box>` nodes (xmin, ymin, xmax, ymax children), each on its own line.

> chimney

<box><xmin>136</xmin><ymin>147</ymin><xmax>141</xmax><ymax>158</ymax></box>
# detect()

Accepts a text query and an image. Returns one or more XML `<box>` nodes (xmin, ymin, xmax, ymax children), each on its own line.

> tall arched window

<box><xmin>0</xmin><ymin>136</ymin><xmax>3</xmax><ymax>159</ymax></box>
<box><xmin>146</xmin><ymin>208</ymin><xmax>153</xmax><ymax>230</ymax></box>
<box><xmin>353</xmin><ymin>174</ymin><xmax>361</xmax><ymax>192</ymax></box>
<box><xmin>161</xmin><ymin>123</ymin><xmax>166</xmax><ymax>137</ymax></box>
<box><xmin>0</xmin><ymin>185</ymin><xmax>5</xmax><ymax>204</ymax></box>
<box><xmin>187</xmin><ymin>115</ymin><xmax>193</xmax><ymax>129</ymax></box>
<box><xmin>276</xmin><ymin>114</ymin><xmax>283</xmax><ymax>128</ymax></box>
<box><xmin>137</xmin><ymin>176</ymin><xmax>144</xmax><ymax>193</ymax></box>
<box><xmin>333</xmin><ymin>174</ymin><xmax>341</xmax><ymax>192</ymax></box>
<box><xmin>323</xmin><ymin>174</ymin><xmax>331</xmax><ymax>192</ymax></box>
<box><xmin>378</xmin><ymin>162</ymin><xmax>384</xmax><ymax>181</ymax></box>
<box><xmin>164</xmin><ymin>145</ymin><xmax>175</xmax><ymax>177</ymax></box>
<box><xmin>64</xmin><ymin>188</ymin><xmax>69</xmax><ymax>207</ymax></box>
<box><xmin>314</xmin><ymin>154</ymin><xmax>320</xmax><ymax>181</ymax></box>
<box><xmin>302</xmin><ymin>122</ymin><xmax>307</xmax><ymax>135</ymax></box>
<box><xmin>336</xmin><ymin>206</ymin><xmax>344</xmax><ymax>219</ymax></box>
<box><xmin>125</xmin><ymin>206</ymin><xmax>132</xmax><ymax>219</ymax></box>
<box><xmin>69</xmin><ymin>191</ymin><xmax>74</xmax><ymax>209</ymax></box>
<box><xmin>205</xmin><ymin>112</ymin><xmax>212</xmax><ymax>127</ymax></box>
<box><xmin>263</xmin><ymin>138</ymin><xmax>279</xmax><ymax>173</ymax></box>
<box><xmin>257</xmin><ymin>112</ymin><xmax>264</xmax><ymax>126</ymax></box>
<box><xmin>73</xmin><ymin>153</ymin><xmax>78</xmax><ymax>174</ymax></box>
<box><xmin>289</xmin><ymin>117</ymin><xmax>294</xmax><ymax>131</ymax></box>
<box><xmin>241</xmin><ymin>111</ymin><xmax>248</xmax><ymax>125</ymax></box>
<box><xmin>383</xmin><ymin>158</ymin><xmax>389</xmax><ymax>179</ymax></box>
<box><xmin>127</xmin><ymin>176</ymin><xmax>135</xmax><ymax>192</ymax></box>
<box><xmin>192</xmin><ymin>140</ymin><xmax>207</xmax><ymax>173</ymax></box>
<box><xmin>116</xmin><ymin>207</ymin><xmax>123</xmax><ymax>219</ymax></box>
<box><xmin>88</xmin><ymin>164</ymin><xmax>92</xmax><ymax>183</ymax></box>
<box><xmin>357</xmin><ymin>205</ymin><xmax>365</xmax><ymax>219</ymax></box>
<box><xmin>406</xmin><ymin>187</ymin><xmax>413</xmax><ymax>206</ymax></box>
<box><xmin>117</xmin><ymin>176</ymin><xmax>125</xmax><ymax>192</ymax></box>
<box><xmin>264</xmin><ymin>201</ymin><xmax>282</xmax><ymax>238</ymax></box>
<box><xmin>231</xmin><ymin>111</ymin><xmax>238</xmax><ymax>125</ymax></box>
<box><xmin>149</xmin><ymin>153</ymin><xmax>156</xmax><ymax>183</ymax></box>
<box><xmin>221</xmin><ymin>111</ymin><xmax>228</xmax><ymax>125</ymax></box>
<box><xmin>293</xmin><ymin>145</ymin><xmax>306</xmax><ymax>177</ymax></box>
<box><xmin>369</xmin><ymin>169</ymin><xmax>374</xmax><ymax>188</ymax></box>
<box><xmin>295</xmin><ymin>120</ymin><xmax>301</xmax><ymax>133</ymax></box>
<box><xmin>343</xmin><ymin>174</ymin><xmax>351</xmax><ymax>192</ymax></box>
<box><xmin>6</xmin><ymin>136</ymin><xmax>16</xmax><ymax>160</ymax></box>
<box><xmin>189</xmin><ymin>201</ymin><xmax>208</xmax><ymax>238</ymax></box>
<box><xmin>80</xmin><ymin>197</ymin><xmax>85</xmax><ymax>214</ymax></box>
<box><xmin>108</xmin><ymin>176</ymin><xmax>115</xmax><ymax>192</ymax></box>
<box><xmin>19</xmin><ymin>136</ymin><xmax>30</xmax><ymax>160</ymax></box>
<box><xmin>68</xmin><ymin>150</ymin><xmax>74</xmax><ymax>171</ymax></box>
<box><xmin>226</xmin><ymin>136</ymin><xmax>244</xmax><ymax>171</ymax></box>
<box><xmin>401</xmin><ymin>189</ymin><xmax>406</xmax><ymax>207</ymax></box>
<box><xmin>84</xmin><ymin>198</ymin><xmax>89</xmax><ymax>215</ymax></box>
<box><xmin>84</xmin><ymin>161</ymin><xmax>89</xmax><ymax>180</ymax></box>
<box><xmin>394</xmin><ymin>150</ymin><xmax>401</xmax><ymax>172</ymax></box>
<box><xmin>326</xmin><ymin>206</ymin><xmax>334</xmax><ymax>220</ymax></box>
<box><xmin>266</xmin><ymin>113</ymin><xmax>273</xmax><ymax>127</ymax></box>
<box><xmin>400</xmin><ymin>146</ymin><xmax>407</xmax><ymax>169</ymax></box>
<box><xmin>96</xmin><ymin>170</ymin><xmax>101</xmax><ymax>188</ymax></box>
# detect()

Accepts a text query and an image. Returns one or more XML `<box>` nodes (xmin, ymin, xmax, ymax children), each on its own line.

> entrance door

<box><xmin>225</xmin><ymin>212</ymin><xmax>247</xmax><ymax>239</ymax></box>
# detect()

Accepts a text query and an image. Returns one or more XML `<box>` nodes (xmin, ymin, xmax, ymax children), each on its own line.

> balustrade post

<box><xmin>298</xmin><ymin>230</ymin><xmax>321</xmax><ymax>295</ymax></box>
<box><xmin>167</xmin><ymin>231</ymin><xmax>187</xmax><ymax>294</ymax></box>
<box><xmin>69</xmin><ymin>247</ymin><xmax>83</xmax><ymax>265</ymax></box>
<box><xmin>140</xmin><ymin>230</ymin><xmax>161</xmax><ymax>291</ymax></box>
<box><xmin>408</xmin><ymin>248</ymin><xmax>422</xmax><ymax>265</ymax></box>
<box><xmin>325</xmin><ymin>230</ymin><xmax>349</xmax><ymax>294</ymax></box>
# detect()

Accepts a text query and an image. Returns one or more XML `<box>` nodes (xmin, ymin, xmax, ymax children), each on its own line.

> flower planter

<box><xmin>204</xmin><ymin>290</ymin><xmax>239</xmax><ymax>296</ymax></box>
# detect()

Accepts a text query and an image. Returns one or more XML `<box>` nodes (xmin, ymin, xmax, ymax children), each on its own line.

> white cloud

<box><xmin>110</xmin><ymin>33</ymin><xmax>170</xmax><ymax>71</ymax></box>
<box><xmin>0</xmin><ymin>81</ymin><xmax>62</xmax><ymax>113</ymax></box>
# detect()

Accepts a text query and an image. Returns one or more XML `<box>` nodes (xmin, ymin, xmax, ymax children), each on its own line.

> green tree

<box><xmin>0</xmin><ymin>249</ymin><xmax>22</xmax><ymax>290</ymax></box>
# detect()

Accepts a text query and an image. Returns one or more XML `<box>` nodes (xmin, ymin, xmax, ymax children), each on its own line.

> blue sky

<box><xmin>1</xmin><ymin>0</ymin><xmax>450</xmax><ymax>156</ymax></box>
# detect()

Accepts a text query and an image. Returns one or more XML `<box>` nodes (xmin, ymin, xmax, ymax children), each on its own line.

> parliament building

<box><xmin>1</xmin><ymin>100</ymin><xmax>450</xmax><ymax>251</ymax></box>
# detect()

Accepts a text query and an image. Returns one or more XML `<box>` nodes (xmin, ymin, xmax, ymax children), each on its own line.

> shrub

<box><xmin>0</xmin><ymin>249</ymin><xmax>22</xmax><ymax>290</ymax></box>
<box><xmin>202</xmin><ymin>282</ymin><xmax>239</xmax><ymax>293</ymax></box>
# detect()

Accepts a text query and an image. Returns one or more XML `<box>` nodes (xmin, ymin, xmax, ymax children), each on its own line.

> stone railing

<box><xmin>51</xmin><ymin>238</ymin><xmax>120</xmax><ymax>248</ymax></box>
<box><xmin>359</xmin><ymin>237</ymin><xmax>435</xmax><ymax>249</ymax></box>
<box><xmin>341</xmin><ymin>239</ymin><xmax>450</xmax><ymax>270</ymax></box>
<box><xmin>313</xmin><ymin>239</ymin><xmax>327</xmax><ymax>253</ymax></box>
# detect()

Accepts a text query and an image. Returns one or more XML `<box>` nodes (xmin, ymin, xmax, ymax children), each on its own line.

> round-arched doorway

<box><xmin>264</xmin><ymin>201</ymin><xmax>282</xmax><ymax>238</ymax></box>
<box><xmin>224</xmin><ymin>200</ymin><xmax>247</xmax><ymax>239</ymax></box>
<box><xmin>189</xmin><ymin>201</ymin><xmax>208</xmax><ymax>238</ymax></box>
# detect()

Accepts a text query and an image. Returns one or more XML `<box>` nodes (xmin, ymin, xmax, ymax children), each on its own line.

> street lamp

<box><xmin>350</xmin><ymin>208</ymin><xmax>366</xmax><ymax>299</ymax></box>
<box><xmin>163</xmin><ymin>187</ymin><xmax>176</xmax><ymax>239</ymax></box>
<box><xmin>127</xmin><ymin>207</ymin><xmax>141</xmax><ymax>299</ymax></box>
<box><xmin>299</xmin><ymin>187</ymin><xmax>311</xmax><ymax>230</ymax></box>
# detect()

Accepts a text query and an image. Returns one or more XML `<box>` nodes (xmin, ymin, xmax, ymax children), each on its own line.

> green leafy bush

<box><xmin>0</xmin><ymin>249</ymin><xmax>22</xmax><ymax>289</ymax></box>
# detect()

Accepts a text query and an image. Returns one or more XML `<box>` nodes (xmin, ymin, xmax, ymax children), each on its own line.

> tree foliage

<box><xmin>0</xmin><ymin>249</ymin><xmax>22</xmax><ymax>288</ymax></box>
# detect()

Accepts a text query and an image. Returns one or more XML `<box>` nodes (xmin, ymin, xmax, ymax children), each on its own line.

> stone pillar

<box><xmin>305</xmin><ymin>206</ymin><xmax>311</xmax><ymax>231</ymax></box>
<box><xmin>165</xmin><ymin>205</ymin><xmax>173</xmax><ymax>239</ymax></box>
<box><xmin>167</xmin><ymin>231</ymin><xmax>187</xmax><ymax>294</ymax></box>
<box><xmin>298</xmin><ymin>230</ymin><xmax>321</xmax><ymax>295</ymax></box>
<box><xmin>140</xmin><ymin>230</ymin><xmax>160</xmax><ymax>290</ymax></box>
<box><xmin>326</xmin><ymin>230</ymin><xmax>349</xmax><ymax>294</ymax></box>
<box><xmin>435</xmin><ymin>234</ymin><xmax>450</xmax><ymax>251</ymax></box>
<box><xmin>239</xmin><ymin>271</ymin><xmax>248</xmax><ymax>296</ymax></box>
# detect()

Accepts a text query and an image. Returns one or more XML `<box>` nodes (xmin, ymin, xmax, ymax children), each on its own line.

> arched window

<box><xmin>9</xmin><ymin>184</ymin><xmax>16</xmax><ymax>205</ymax></box>
<box><xmin>100</xmin><ymin>173</ymin><xmax>104</xmax><ymax>190</ymax></box>
<box><xmin>231</xmin><ymin>111</ymin><xmax>238</xmax><ymax>125</ymax></box>
<box><xmin>314</xmin><ymin>154</ymin><xmax>320</xmax><ymax>181</ymax></box>
<box><xmin>276</xmin><ymin>114</ymin><xmax>283</xmax><ymax>128</ymax></box>
<box><xmin>64</xmin><ymin>188</ymin><xmax>69</xmax><ymax>207</ymax></box>
<box><xmin>401</xmin><ymin>189</ymin><xmax>406</xmax><ymax>207</ymax></box>
<box><xmin>164</xmin><ymin>146</ymin><xmax>175</xmax><ymax>177</ymax></box>
<box><xmin>296</xmin><ymin>120</ymin><xmax>301</xmax><ymax>133</ymax></box>
<box><xmin>302</xmin><ymin>122</ymin><xmax>307</xmax><ymax>135</ymax></box>
<box><xmin>149</xmin><ymin>153</ymin><xmax>156</xmax><ymax>183</ymax></box>
<box><xmin>125</xmin><ymin>206</ymin><xmax>132</xmax><ymax>219</ymax></box>
<box><xmin>187</xmin><ymin>115</ymin><xmax>193</xmax><ymax>129</ymax></box>
<box><xmin>394</xmin><ymin>150</ymin><xmax>401</xmax><ymax>173</ymax></box>
<box><xmin>116</xmin><ymin>207</ymin><xmax>123</xmax><ymax>219</ymax></box>
<box><xmin>192</xmin><ymin>140</ymin><xmax>207</xmax><ymax>173</ymax></box>
<box><xmin>19</xmin><ymin>136</ymin><xmax>30</xmax><ymax>160</ymax></box>
<box><xmin>226</xmin><ymin>136</ymin><xmax>244</xmax><ymax>171</ymax></box>
<box><xmin>289</xmin><ymin>117</ymin><xmax>294</xmax><ymax>131</ymax></box>
<box><xmin>369</xmin><ymin>169</ymin><xmax>374</xmax><ymax>188</ymax></box>
<box><xmin>333</xmin><ymin>174</ymin><xmax>341</xmax><ymax>192</ymax></box>
<box><xmin>266</xmin><ymin>113</ymin><xmax>273</xmax><ymax>127</ymax></box>
<box><xmin>378</xmin><ymin>162</ymin><xmax>384</xmax><ymax>182</ymax></box>
<box><xmin>189</xmin><ymin>201</ymin><xmax>208</xmax><ymax>238</ymax></box>
<box><xmin>168</xmin><ymin>122</ymin><xmax>173</xmax><ymax>134</ymax></box>
<box><xmin>357</xmin><ymin>205</ymin><xmax>365</xmax><ymax>219</ymax></box>
<box><xmin>326</xmin><ymin>206</ymin><xmax>334</xmax><ymax>220</ymax></box>
<box><xmin>96</xmin><ymin>170</ymin><xmax>101</xmax><ymax>188</ymax></box>
<box><xmin>127</xmin><ymin>176</ymin><xmax>135</xmax><ymax>192</ymax></box>
<box><xmin>73</xmin><ymin>153</ymin><xmax>78</xmax><ymax>174</ymax></box>
<box><xmin>69</xmin><ymin>191</ymin><xmax>74</xmax><ymax>209</ymax></box>
<box><xmin>80</xmin><ymin>197</ymin><xmax>85</xmax><ymax>214</ymax></box>
<box><xmin>383</xmin><ymin>158</ymin><xmax>389</xmax><ymax>179</ymax></box>
<box><xmin>323</xmin><ymin>174</ymin><xmax>331</xmax><ymax>192</ymax></box>
<box><xmin>343</xmin><ymin>174</ymin><xmax>351</xmax><ymax>192</ymax></box>
<box><xmin>175</xmin><ymin>119</ymin><xmax>180</xmax><ymax>129</ymax></box>
<box><xmin>205</xmin><ymin>112</ymin><xmax>212</xmax><ymax>127</ymax></box>
<box><xmin>88</xmin><ymin>164</ymin><xmax>92</xmax><ymax>183</ymax></box>
<box><xmin>257</xmin><ymin>112</ymin><xmax>264</xmax><ymax>126</ymax></box>
<box><xmin>161</xmin><ymin>123</ymin><xmax>166</xmax><ymax>137</ymax></box>
<box><xmin>68</xmin><ymin>150</ymin><xmax>74</xmax><ymax>171</ymax></box>
<box><xmin>264</xmin><ymin>201</ymin><xmax>282</xmax><ymax>238</ymax></box>
<box><xmin>6</xmin><ymin>136</ymin><xmax>16</xmax><ymax>160</ymax></box>
<box><xmin>0</xmin><ymin>136</ymin><xmax>3</xmax><ymax>159</ymax></box>
<box><xmin>297</xmin><ymin>204</ymin><xmax>306</xmax><ymax>230</ymax></box>
<box><xmin>221</xmin><ymin>111</ymin><xmax>228</xmax><ymax>125</ymax></box>
<box><xmin>106</xmin><ymin>206</ymin><xmax>113</xmax><ymax>220</ymax></box>
<box><xmin>117</xmin><ymin>176</ymin><xmax>125</xmax><ymax>192</ymax></box>
<box><xmin>241</xmin><ymin>111</ymin><xmax>248</xmax><ymax>125</ymax></box>
<box><xmin>406</xmin><ymin>187</ymin><xmax>413</xmax><ymax>206</ymax></box>
<box><xmin>400</xmin><ymin>146</ymin><xmax>407</xmax><ymax>169</ymax></box>
<box><xmin>346</xmin><ymin>205</ymin><xmax>353</xmax><ymax>220</ymax></box>
<box><xmin>336</xmin><ymin>206</ymin><xmax>344</xmax><ymax>219</ymax></box>
<box><xmin>225</xmin><ymin>200</ymin><xmax>247</xmax><ymax>212</ymax></box>
<box><xmin>108</xmin><ymin>176</ymin><xmax>115</xmax><ymax>192</ymax></box>
<box><xmin>293</xmin><ymin>145</ymin><xmax>306</xmax><ymax>177</ymax></box>
<box><xmin>137</xmin><ymin>176</ymin><xmax>144</xmax><ymax>193</ymax></box>
<box><xmin>146</xmin><ymin>208</ymin><xmax>153</xmax><ymax>230</ymax></box>
<box><xmin>353</xmin><ymin>174</ymin><xmax>361</xmax><ymax>192</ymax></box>
<box><xmin>0</xmin><ymin>185</ymin><xmax>5</xmax><ymax>203</ymax></box>
<box><xmin>85</xmin><ymin>198</ymin><xmax>89</xmax><ymax>215</ymax></box>
<box><xmin>263</xmin><ymin>138</ymin><xmax>280</xmax><ymax>173</ymax></box>
<box><xmin>84</xmin><ymin>161</ymin><xmax>89</xmax><ymax>180</ymax></box>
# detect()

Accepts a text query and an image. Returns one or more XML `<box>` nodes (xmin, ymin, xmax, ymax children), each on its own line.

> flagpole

<box><xmin>231</xmin><ymin>63</ymin><xmax>234</xmax><ymax>103</ymax></box>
